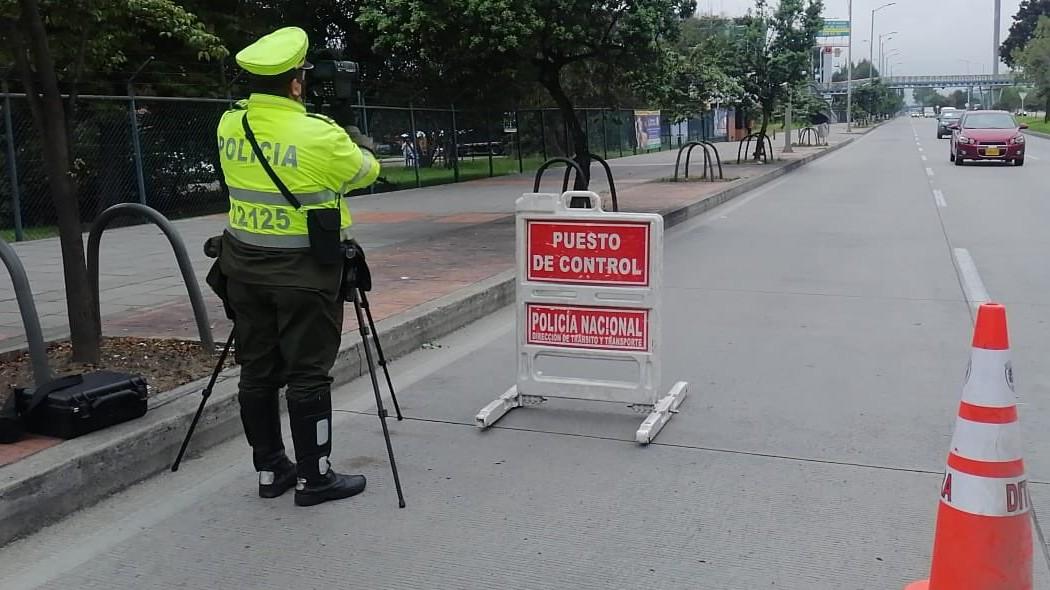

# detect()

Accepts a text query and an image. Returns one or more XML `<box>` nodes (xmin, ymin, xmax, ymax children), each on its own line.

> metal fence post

<box><xmin>539</xmin><ymin>110</ymin><xmax>548</xmax><ymax>161</ymax></box>
<box><xmin>357</xmin><ymin>91</ymin><xmax>376</xmax><ymax>195</ymax></box>
<box><xmin>601</xmin><ymin>109</ymin><xmax>609</xmax><ymax>161</ymax></box>
<box><xmin>619</xmin><ymin>110</ymin><xmax>625</xmax><ymax>157</ymax></box>
<box><xmin>408</xmin><ymin>103</ymin><xmax>421</xmax><ymax>189</ymax></box>
<box><xmin>127</xmin><ymin>85</ymin><xmax>147</xmax><ymax>204</ymax></box>
<box><xmin>563</xmin><ymin>113</ymin><xmax>570</xmax><ymax>157</ymax></box>
<box><xmin>3</xmin><ymin>82</ymin><xmax>24</xmax><ymax>241</ymax></box>
<box><xmin>514</xmin><ymin>109</ymin><xmax>524</xmax><ymax>174</ymax></box>
<box><xmin>487</xmin><ymin>113</ymin><xmax>495</xmax><ymax>177</ymax></box>
<box><xmin>632</xmin><ymin>110</ymin><xmax>638</xmax><ymax>156</ymax></box>
<box><xmin>450</xmin><ymin>103</ymin><xmax>460</xmax><ymax>183</ymax></box>
<box><xmin>583</xmin><ymin>110</ymin><xmax>591</xmax><ymax>156</ymax></box>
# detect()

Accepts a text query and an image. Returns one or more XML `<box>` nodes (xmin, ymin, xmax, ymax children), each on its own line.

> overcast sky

<box><xmin>696</xmin><ymin>0</ymin><xmax>1023</xmax><ymax>76</ymax></box>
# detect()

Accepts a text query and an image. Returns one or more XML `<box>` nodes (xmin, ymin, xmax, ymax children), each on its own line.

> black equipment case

<box><xmin>16</xmin><ymin>371</ymin><xmax>149</xmax><ymax>439</ymax></box>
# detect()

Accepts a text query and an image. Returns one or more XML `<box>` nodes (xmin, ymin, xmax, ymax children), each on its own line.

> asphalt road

<box><xmin>3</xmin><ymin>117</ymin><xmax>1050</xmax><ymax>589</ymax></box>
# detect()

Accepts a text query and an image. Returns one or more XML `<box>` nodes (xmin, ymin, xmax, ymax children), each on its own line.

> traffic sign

<box><xmin>475</xmin><ymin>190</ymin><xmax>688</xmax><ymax>443</ymax></box>
<box><xmin>526</xmin><ymin>303</ymin><xmax>649</xmax><ymax>352</ymax></box>
<box><xmin>526</xmin><ymin>220</ymin><xmax>650</xmax><ymax>286</ymax></box>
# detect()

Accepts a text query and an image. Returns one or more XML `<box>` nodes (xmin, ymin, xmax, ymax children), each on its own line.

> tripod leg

<box><xmin>353</xmin><ymin>292</ymin><xmax>406</xmax><ymax>508</ymax></box>
<box><xmin>358</xmin><ymin>290</ymin><xmax>403</xmax><ymax>420</ymax></box>
<box><xmin>172</xmin><ymin>331</ymin><xmax>235</xmax><ymax>472</ymax></box>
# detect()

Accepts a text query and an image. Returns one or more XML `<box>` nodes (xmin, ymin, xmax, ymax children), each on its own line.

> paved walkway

<box><xmin>0</xmin><ymin>125</ymin><xmax>858</xmax><ymax>353</ymax></box>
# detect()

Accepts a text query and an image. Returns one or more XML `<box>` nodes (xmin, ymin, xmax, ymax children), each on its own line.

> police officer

<box><xmin>216</xmin><ymin>27</ymin><xmax>379</xmax><ymax>506</ymax></box>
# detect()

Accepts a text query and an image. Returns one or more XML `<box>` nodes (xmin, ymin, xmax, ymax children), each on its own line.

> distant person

<box><xmin>635</xmin><ymin>116</ymin><xmax>649</xmax><ymax>150</ymax></box>
<box><xmin>402</xmin><ymin>138</ymin><xmax>415</xmax><ymax>166</ymax></box>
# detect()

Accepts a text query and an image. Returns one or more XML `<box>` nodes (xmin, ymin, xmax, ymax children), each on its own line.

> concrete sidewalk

<box><xmin>0</xmin><ymin>125</ymin><xmax>857</xmax><ymax>351</ymax></box>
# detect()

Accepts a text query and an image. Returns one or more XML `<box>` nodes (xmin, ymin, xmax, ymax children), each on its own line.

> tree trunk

<box><xmin>755</xmin><ymin>102</ymin><xmax>772</xmax><ymax>161</ymax></box>
<box><xmin>538</xmin><ymin>64</ymin><xmax>590</xmax><ymax>190</ymax></box>
<box><xmin>17</xmin><ymin>0</ymin><xmax>100</xmax><ymax>362</ymax></box>
<box><xmin>1044</xmin><ymin>93</ymin><xmax>1049</xmax><ymax>124</ymax></box>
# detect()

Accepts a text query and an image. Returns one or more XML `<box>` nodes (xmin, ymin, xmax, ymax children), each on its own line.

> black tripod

<box><xmin>357</xmin><ymin>289</ymin><xmax>403</xmax><ymax>421</ymax></box>
<box><xmin>351</xmin><ymin>287</ymin><xmax>406</xmax><ymax>508</ymax></box>
<box><xmin>172</xmin><ymin>293</ymin><xmax>407</xmax><ymax>507</ymax></box>
<box><xmin>171</xmin><ymin>330</ymin><xmax>235</xmax><ymax>472</ymax></box>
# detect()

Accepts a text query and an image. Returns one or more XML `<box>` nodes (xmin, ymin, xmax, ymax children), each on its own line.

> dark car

<box><xmin>936</xmin><ymin>109</ymin><xmax>963</xmax><ymax>139</ymax></box>
<box><xmin>949</xmin><ymin>111</ymin><xmax>1028</xmax><ymax>166</ymax></box>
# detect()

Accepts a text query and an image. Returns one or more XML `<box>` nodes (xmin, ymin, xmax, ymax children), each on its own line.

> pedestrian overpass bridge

<box><xmin>819</xmin><ymin>74</ymin><xmax>1017</xmax><ymax>94</ymax></box>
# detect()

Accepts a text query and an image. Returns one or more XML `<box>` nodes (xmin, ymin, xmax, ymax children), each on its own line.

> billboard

<box><xmin>820</xmin><ymin>19</ymin><xmax>849</xmax><ymax>37</ymax></box>
<box><xmin>633</xmin><ymin>110</ymin><xmax>662</xmax><ymax>150</ymax></box>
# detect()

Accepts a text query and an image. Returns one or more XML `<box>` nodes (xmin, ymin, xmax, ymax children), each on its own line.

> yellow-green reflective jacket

<box><xmin>216</xmin><ymin>93</ymin><xmax>379</xmax><ymax>249</ymax></box>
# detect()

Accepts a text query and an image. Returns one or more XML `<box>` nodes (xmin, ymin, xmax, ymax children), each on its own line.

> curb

<box><xmin>0</xmin><ymin>130</ymin><xmax>868</xmax><ymax>547</ymax></box>
<box><xmin>1023</xmin><ymin>128</ymin><xmax>1050</xmax><ymax>141</ymax></box>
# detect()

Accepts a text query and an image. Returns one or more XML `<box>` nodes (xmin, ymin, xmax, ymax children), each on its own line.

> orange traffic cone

<box><xmin>905</xmin><ymin>303</ymin><xmax>1032</xmax><ymax>590</ymax></box>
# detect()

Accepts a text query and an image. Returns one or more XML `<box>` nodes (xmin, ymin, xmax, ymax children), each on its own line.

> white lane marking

<box><xmin>933</xmin><ymin>189</ymin><xmax>946</xmax><ymax>208</ymax></box>
<box><xmin>953</xmin><ymin>248</ymin><xmax>990</xmax><ymax>308</ymax></box>
<box><xmin>1029</xmin><ymin>154</ymin><xmax>1040</xmax><ymax>161</ymax></box>
<box><xmin>918</xmin><ymin>147</ymin><xmax>924</xmax><ymax>152</ymax></box>
<box><xmin>926</xmin><ymin>167</ymin><xmax>935</xmax><ymax>177</ymax></box>
<box><xmin>921</xmin><ymin>155</ymin><xmax>928</xmax><ymax>161</ymax></box>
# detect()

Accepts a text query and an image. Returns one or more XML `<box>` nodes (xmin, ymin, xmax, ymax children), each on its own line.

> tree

<box><xmin>1</xmin><ymin>0</ymin><xmax>226</xmax><ymax>362</ymax></box>
<box><xmin>1002</xmin><ymin>0</ymin><xmax>1050</xmax><ymax>68</ymax></box>
<box><xmin>1015</xmin><ymin>15</ymin><xmax>1050</xmax><ymax>121</ymax></box>
<box><xmin>912</xmin><ymin>86</ymin><xmax>943</xmax><ymax>106</ymax></box>
<box><xmin>831</xmin><ymin>59</ymin><xmax>878</xmax><ymax>82</ymax></box>
<box><xmin>724</xmin><ymin>0</ymin><xmax>824</xmax><ymax>159</ymax></box>
<box><xmin>853</xmin><ymin>80</ymin><xmax>902</xmax><ymax>118</ymax></box>
<box><xmin>360</xmin><ymin>0</ymin><xmax>695</xmax><ymax>186</ymax></box>
<box><xmin>949</xmin><ymin>89</ymin><xmax>968</xmax><ymax>109</ymax></box>
<box><xmin>629</xmin><ymin>15</ymin><xmax>743</xmax><ymax>122</ymax></box>
<box><xmin>630</xmin><ymin>47</ymin><xmax>742</xmax><ymax>123</ymax></box>
<box><xmin>994</xmin><ymin>86</ymin><xmax>1023</xmax><ymax>111</ymax></box>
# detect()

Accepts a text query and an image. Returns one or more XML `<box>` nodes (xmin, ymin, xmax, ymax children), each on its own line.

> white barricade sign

<box><xmin>475</xmin><ymin>191</ymin><xmax>688</xmax><ymax>443</ymax></box>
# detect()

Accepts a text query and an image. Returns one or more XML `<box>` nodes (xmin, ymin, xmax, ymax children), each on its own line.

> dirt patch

<box><xmin>0</xmin><ymin>337</ymin><xmax>235</xmax><ymax>405</ymax></box>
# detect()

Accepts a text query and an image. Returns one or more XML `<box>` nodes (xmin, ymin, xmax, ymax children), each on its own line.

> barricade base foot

<box><xmin>635</xmin><ymin>381</ymin><xmax>688</xmax><ymax>444</ymax></box>
<box><xmin>475</xmin><ymin>386</ymin><xmax>523</xmax><ymax>429</ymax></box>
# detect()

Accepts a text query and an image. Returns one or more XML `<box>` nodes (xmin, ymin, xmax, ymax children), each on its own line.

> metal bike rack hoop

<box><xmin>87</xmin><ymin>203</ymin><xmax>214</xmax><ymax>350</ymax></box>
<box><xmin>0</xmin><ymin>238</ymin><xmax>50</xmax><ymax>386</ymax></box>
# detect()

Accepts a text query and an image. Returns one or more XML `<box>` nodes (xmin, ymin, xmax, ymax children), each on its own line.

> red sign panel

<box><xmin>526</xmin><ymin>220</ymin><xmax>650</xmax><ymax>286</ymax></box>
<box><xmin>526</xmin><ymin>304</ymin><xmax>649</xmax><ymax>352</ymax></box>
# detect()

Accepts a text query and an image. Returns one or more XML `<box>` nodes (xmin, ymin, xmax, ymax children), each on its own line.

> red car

<box><xmin>949</xmin><ymin>110</ymin><xmax>1028</xmax><ymax>166</ymax></box>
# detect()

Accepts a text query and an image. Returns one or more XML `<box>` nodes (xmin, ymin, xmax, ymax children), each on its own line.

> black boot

<box><xmin>295</xmin><ymin>468</ymin><xmax>367</xmax><ymax>507</ymax></box>
<box><xmin>239</xmin><ymin>388</ymin><xmax>290</xmax><ymax>497</ymax></box>
<box><xmin>258</xmin><ymin>454</ymin><xmax>297</xmax><ymax>499</ymax></box>
<box><xmin>288</xmin><ymin>390</ymin><xmax>367</xmax><ymax>506</ymax></box>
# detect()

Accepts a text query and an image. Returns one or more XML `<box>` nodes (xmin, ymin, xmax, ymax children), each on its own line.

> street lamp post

<box><xmin>879</xmin><ymin>34</ymin><xmax>897</xmax><ymax>76</ymax></box>
<box><xmin>878</xmin><ymin>31</ymin><xmax>897</xmax><ymax>77</ymax></box>
<box><xmin>847</xmin><ymin>0</ymin><xmax>853</xmax><ymax>131</ymax></box>
<box><xmin>870</xmin><ymin>3</ymin><xmax>895</xmax><ymax>79</ymax></box>
<box><xmin>882</xmin><ymin>48</ymin><xmax>900</xmax><ymax>77</ymax></box>
<box><xmin>958</xmin><ymin>59</ymin><xmax>974</xmax><ymax>109</ymax></box>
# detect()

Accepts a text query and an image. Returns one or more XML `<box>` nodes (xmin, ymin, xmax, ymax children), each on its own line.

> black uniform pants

<box><xmin>226</xmin><ymin>278</ymin><xmax>343</xmax><ymax>472</ymax></box>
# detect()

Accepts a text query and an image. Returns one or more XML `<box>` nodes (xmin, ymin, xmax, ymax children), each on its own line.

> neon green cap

<box><xmin>236</xmin><ymin>27</ymin><xmax>310</xmax><ymax>76</ymax></box>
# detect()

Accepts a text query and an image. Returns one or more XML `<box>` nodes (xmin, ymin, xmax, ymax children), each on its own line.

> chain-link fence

<box><xmin>0</xmin><ymin>93</ymin><xmax>730</xmax><ymax>241</ymax></box>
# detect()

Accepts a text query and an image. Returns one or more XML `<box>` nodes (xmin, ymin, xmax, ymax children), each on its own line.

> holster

<box><xmin>307</xmin><ymin>209</ymin><xmax>343</xmax><ymax>265</ymax></box>
<box><xmin>341</xmin><ymin>239</ymin><xmax>373</xmax><ymax>300</ymax></box>
<box><xmin>204</xmin><ymin>236</ymin><xmax>235</xmax><ymax>321</ymax></box>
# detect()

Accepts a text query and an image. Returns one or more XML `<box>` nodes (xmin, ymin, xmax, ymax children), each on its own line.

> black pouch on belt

<box><xmin>307</xmin><ymin>209</ymin><xmax>343</xmax><ymax>265</ymax></box>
